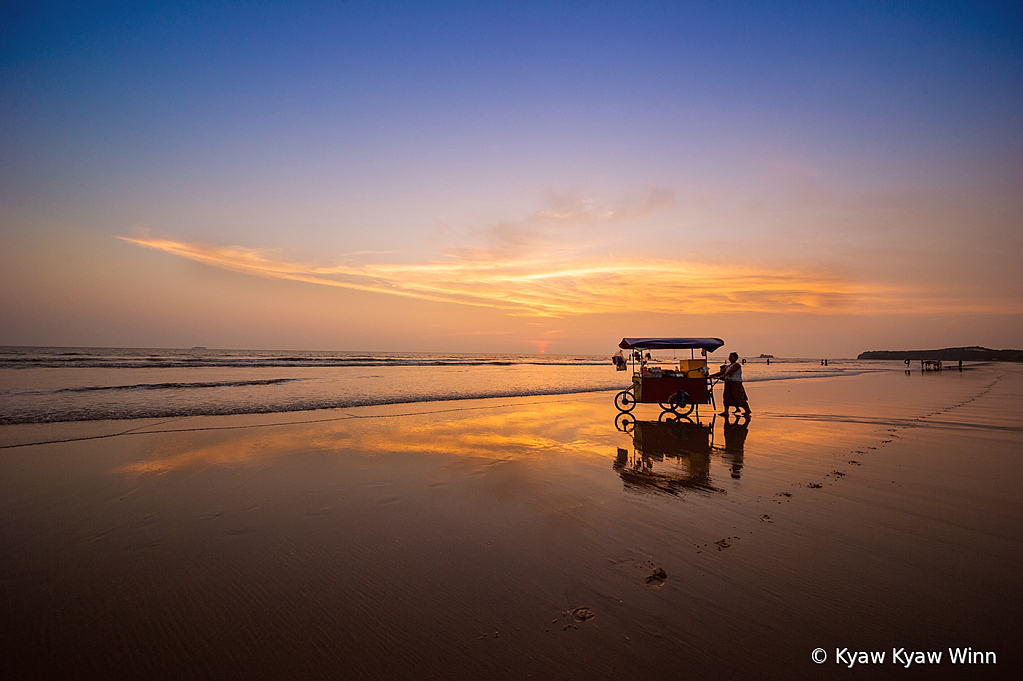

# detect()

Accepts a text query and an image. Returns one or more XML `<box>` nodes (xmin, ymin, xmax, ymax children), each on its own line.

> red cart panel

<box><xmin>633</xmin><ymin>375</ymin><xmax>709</xmax><ymax>404</ymax></box>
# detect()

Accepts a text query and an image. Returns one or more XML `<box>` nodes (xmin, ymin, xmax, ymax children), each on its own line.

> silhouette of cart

<box><xmin>613</xmin><ymin>337</ymin><xmax>724</xmax><ymax>417</ymax></box>
<box><xmin>613</xmin><ymin>418</ymin><xmax>722</xmax><ymax>496</ymax></box>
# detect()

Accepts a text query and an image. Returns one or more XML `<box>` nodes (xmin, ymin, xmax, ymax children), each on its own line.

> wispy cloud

<box><xmin>529</xmin><ymin>187</ymin><xmax>676</xmax><ymax>225</ymax></box>
<box><xmin>118</xmin><ymin>232</ymin><xmax>962</xmax><ymax>316</ymax></box>
<box><xmin>445</xmin><ymin>188</ymin><xmax>677</xmax><ymax>261</ymax></box>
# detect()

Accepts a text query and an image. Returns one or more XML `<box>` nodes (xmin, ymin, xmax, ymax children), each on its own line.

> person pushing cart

<box><xmin>709</xmin><ymin>352</ymin><xmax>751</xmax><ymax>417</ymax></box>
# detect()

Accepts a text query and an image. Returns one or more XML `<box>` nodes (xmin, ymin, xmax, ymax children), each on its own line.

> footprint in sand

<box><xmin>572</xmin><ymin>607</ymin><xmax>596</xmax><ymax>622</ymax></box>
<box><xmin>549</xmin><ymin>607</ymin><xmax>596</xmax><ymax>632</ymax></box>
<box><xmin>646</xmin><ymin>567</ymin><xmax>667</xmax><ymax>586</ymax></box>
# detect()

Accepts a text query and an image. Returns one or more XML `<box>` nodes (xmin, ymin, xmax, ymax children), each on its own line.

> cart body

<box><xmin>633</xmin><ymin>375</ymin><xmax>710</xmax><ymax>404</ymax></box>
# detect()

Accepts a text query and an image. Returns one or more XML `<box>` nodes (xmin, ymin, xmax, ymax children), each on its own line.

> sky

<box><xmin>1</xmin><ymin>0</ymin><xmax>1021</xmax><ymax>357</ymax></box>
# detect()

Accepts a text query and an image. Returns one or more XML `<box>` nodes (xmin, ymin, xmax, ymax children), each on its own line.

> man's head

<box><xmin>728</xmin><ymin>352</ymin><xmax>739</xmax><ymax>362</ymax></box>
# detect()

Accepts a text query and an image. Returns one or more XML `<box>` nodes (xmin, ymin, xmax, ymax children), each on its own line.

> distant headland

<box><xmin>857</xmin><ymin>347</ymin><xmax>1023</xmax><ymax>362</ymax></box>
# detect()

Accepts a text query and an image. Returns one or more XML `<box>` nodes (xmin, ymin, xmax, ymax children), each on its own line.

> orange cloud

<box><xmin>118</xmin><ymin>234</ymin><xmax>1006</xmax><ymax>317</ymax></box>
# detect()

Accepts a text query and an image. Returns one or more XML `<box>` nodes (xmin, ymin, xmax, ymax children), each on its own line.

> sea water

<box><xmin>0</xmin><ymin>347</ymin><xmax>908</xmax><ymax>424</ymax></box>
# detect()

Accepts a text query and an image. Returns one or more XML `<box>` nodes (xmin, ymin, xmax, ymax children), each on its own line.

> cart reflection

<box><xmin>613</xmin><ymin>416</ymin><xmax>724</xmax><ymax>496</ymax></box>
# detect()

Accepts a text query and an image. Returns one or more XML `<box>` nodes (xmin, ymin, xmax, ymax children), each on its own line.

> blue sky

<box><xmin>2</xmin><ymin>1</ymin><xmax>1020</xmax><ymax>354</ymax></box>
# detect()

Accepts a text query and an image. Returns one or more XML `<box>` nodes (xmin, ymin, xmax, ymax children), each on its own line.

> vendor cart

<box><xmin>613</xmin><ymin>337</ymin><xmax>724</xmax><ymax>417</ymax></box>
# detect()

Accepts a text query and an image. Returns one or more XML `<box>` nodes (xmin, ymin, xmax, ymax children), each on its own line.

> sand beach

<box><xmin>2</xmin><ymin>364</ymin><xmax>1021</xmax><ymax>679</ymax></box>
<box><xmin>6</xmin><ymin>4</ymin><xmax>1021</xmax><ymax>679</ymax></box>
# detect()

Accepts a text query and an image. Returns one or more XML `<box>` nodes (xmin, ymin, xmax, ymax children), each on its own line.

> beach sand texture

<box><xmin>2</xmin><ymin>365</ymin><xmax>1021</xmax><ymax>679</ymax></box>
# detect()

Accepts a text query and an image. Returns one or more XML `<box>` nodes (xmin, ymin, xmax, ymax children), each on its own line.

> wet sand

<box><xmin>2</xmin><ymin>366</ymin><xmax>1021</xmax><ymax>679</ymax></box>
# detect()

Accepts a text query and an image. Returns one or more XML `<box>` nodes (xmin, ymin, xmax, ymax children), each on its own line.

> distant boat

<box><xmin>758</xmin><ymin>354</ymin><xmax>774</xmax><ymax>358</ymax></box>
<box><xmin>191</xmin><ymin>346</ymin><xmax>208</xmax><ymax>350</ymax></box>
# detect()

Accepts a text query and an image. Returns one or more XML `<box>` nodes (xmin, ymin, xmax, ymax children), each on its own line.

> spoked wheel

<box><xmin>658</xmin><ymin>410</ymin><xmax>679</xmax><ymax>423</ymax></box>
<box><xmin>668</xmin><ymin>391</ymin><xmax>695</xmax><ymax>417</ymax></box>
<box><xmin>614</xmin><ymin>389</ymin><xmax>637</xmax><ymax>412</ymax></box>
<box><xmin>615</xmin><ymin>411</ymin><xmax>636</xmax><ymax>432</ymax></box>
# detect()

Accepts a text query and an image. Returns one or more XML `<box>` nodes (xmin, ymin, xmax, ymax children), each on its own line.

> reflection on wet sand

<box><xmin>4</xmin><ymin>370</ymin><xmax>1019</xmax><ymax>680</ymax></box>
<box><xmin>722</xmin><ymin>417</ymin><xmax>749</xmax><ymax>479</ymax></box>
<box><xmin>613</xmin><ymin>417</ymin><xmax>727</xmax><ymax>496</ymax></box>
<box><xmin>115</xmin><ymin>398</ymin><xmax>620</xmax><ymax>475</ymax></box>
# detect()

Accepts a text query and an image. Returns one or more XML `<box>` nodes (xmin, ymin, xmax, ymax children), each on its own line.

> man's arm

<box><xmin>712</xmin><ymin>363</ymin><xmax>737</xmax><ymax>380</ymax></box>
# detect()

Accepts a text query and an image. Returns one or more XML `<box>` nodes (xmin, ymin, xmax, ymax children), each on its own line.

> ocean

<box><xmin>0</xmin><ymin>346</ymin><xmax>909</xmax><ymax>425</ymax></box>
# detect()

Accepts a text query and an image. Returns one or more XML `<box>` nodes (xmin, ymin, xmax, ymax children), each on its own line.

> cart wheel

<box><xmin>669</xmin><ymin>392</ymin><xmax>695</xmax><ymax>417</ymax></box>
<box><xmin>615</xmin><ymin>411</ymin><xmax>636</xmax><ymax>432</ymax></box>
<box><xmin>614</xmin><ymin>389</ymin><xmax>636</xmax><ymax>412</ymax></box>
<box><xmin>658</xmin><ymin>410</ymin><xmax>679</xmax><ymax>422</ymax></box>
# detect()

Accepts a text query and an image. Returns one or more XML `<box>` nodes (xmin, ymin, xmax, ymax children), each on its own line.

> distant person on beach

<box><xmin>711</xmin><ymin>352</ymin><xmax>751</xmax><ymax>416</ymax></box>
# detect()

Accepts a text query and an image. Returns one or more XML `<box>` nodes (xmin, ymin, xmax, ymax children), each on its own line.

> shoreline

<box><xmin>2</xmin><ymin>352</ymin><xmax>978</xmax><ymax>428</ymax></box>
<box><xmin>0</xmin><ymin>359</ymin><xmax>991</xmax><ymax>444</ymax></box>
<box><xmin>2</xmin><ymin>366</ymin><xmax>1020</xmax><ymax>678</ymax></box>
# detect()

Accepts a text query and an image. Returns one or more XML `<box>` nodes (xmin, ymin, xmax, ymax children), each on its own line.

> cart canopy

<box><xmin>619</xmin><ymin>337</ymin><xmax>725</xmax><ymax>352</ymax></box>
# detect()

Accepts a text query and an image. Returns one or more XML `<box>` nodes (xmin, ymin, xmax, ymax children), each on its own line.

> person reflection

<box><xmin>721</xmin><ymin>417</ymin><xmax>749</xmax><ymax>479</ymax></box>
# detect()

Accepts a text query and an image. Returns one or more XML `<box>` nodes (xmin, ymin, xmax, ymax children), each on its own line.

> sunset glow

<box><xmin>119</xmin><ymin>232</ymin><xmax>997</xmax><ymax>318</ymax></box>
<box><xmin>1</xmin><ymin>2</ymin><xmax>1019</xmax><ymax>356</ymax></box>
